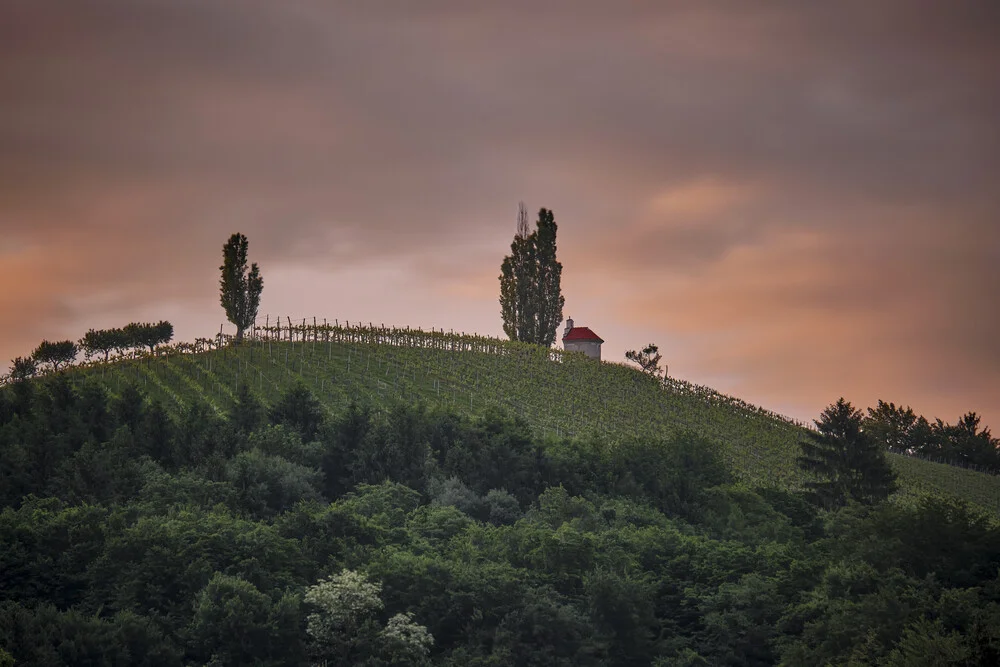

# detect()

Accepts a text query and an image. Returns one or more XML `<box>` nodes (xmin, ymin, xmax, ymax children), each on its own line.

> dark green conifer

<box><xmin>798</xmin><ymin>398</ymin><xmax>898</xmax><ymax>508</ymax></box>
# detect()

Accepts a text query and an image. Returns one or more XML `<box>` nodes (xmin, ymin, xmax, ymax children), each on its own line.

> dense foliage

<box><xmin>2</xmin><ymin>376</ymin><xmax>1000</xmax><ymax>665</ymax></box>
<box><xmin>6</xmin><ymin>320</ymin><xmax>997</xmax><ymax>513</ymax></box>
<box><xmin>5</xmin><ymin>319</ymin><xmax>999</xmax><ymax>512</ymax></box>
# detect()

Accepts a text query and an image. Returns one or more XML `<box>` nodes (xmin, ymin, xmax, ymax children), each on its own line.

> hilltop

<box><xmin>61</xmin><ymin>321</ymin><xmax>1000</xmax><ymax>514</ymax></box>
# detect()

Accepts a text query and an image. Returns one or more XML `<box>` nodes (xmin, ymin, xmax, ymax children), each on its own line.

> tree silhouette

<box><xmin>80</xmin><ymin>329</ymin><xmax>119</xmax><ymax>362</ymax></box>
<box><xmin>128</xmin><ymin>321</ymin><xmax>174</xmax><ymax>354</ymax></box>
<box><xmin>220</xmin><ymin>233</ymin><xmax>264</xmax><ymax>344</ymax></box>
<box><xmin>31</xmin><ymin>340</ymin><xmax>77</xmax><ymax>373</ymax></box>
<box><xmin>499</xmin><ymin>205</ymin><xmax>564</xmax><ymax>346</ymax></box>
<box><xmin>625</xmin><ymin>343</ymin><xmax>664</xmax><ymax>377</ymax></box>
<box><xmin>500</xmin><ymin>202</ymin><xmax>536</xmax><ymax>343</ymax></box>
<box><xmin>798</xmin><ymin>398</ymin><xmax>897</xmax><ymax>508</ymax></box>
<box><xmin>9</xmin><ymin>356</ymin><xmax>37</xmax><ymax>382</ymax></box>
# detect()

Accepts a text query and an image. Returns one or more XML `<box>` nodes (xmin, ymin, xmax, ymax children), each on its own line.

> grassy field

<box><xmin>67</xmin><ymin>330</ymin><xmax>1000</xmax><ymax>514</ymax></box>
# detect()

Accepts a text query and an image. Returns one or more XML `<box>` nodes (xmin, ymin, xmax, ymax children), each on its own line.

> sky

<box><xmin>1</xmin><ymin>1</ymin><xmax>999</xmax><ymax>428</ymax></box>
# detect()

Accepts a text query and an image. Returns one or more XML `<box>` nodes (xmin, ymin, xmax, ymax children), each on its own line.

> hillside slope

<box><xmin>68</xmin><ymin>325</ymin><xmax>1000</xmax><ymax>513</ymax></box>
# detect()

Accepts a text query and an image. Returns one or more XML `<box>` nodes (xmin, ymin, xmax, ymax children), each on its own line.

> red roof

<box><xmin>563</xmin><ymin>326</ymin><xmax>603</xmax><ymax>342</ymax></box>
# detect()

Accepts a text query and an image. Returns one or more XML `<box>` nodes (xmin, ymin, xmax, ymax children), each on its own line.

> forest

<box><xmin>2</xmin><ymin>373</ymin><xmax>999</xmax><ymax>666</ymax></box>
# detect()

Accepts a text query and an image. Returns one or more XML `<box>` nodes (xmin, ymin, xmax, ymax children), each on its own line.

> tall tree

<box><xmin>500</xmin><ymin>202</ymin><xmax>536</xmax><ymax>343</ymax></box>
<box><xmin>865</xmin><ymin>401</ymin><xmax>1000</xmax><ymax>472</ymax></box>
<box><xmin>533</xmin><ymin>208</ymin><xmax>565</xmax><ymax>347</ymax></box>
<box><xmin>219</xmin><ymin>233</ymin><xmax>264</xmax><ymax>343</ymax></box>
<box><xmin>798</xmin><ymin>398</ymin><xmax>897</xmax><ymax>509</ymax></box>
<box><xmin>499</xmin><ymin>204</ymin><xmax>564</xmax><ymax>346</ymax></box>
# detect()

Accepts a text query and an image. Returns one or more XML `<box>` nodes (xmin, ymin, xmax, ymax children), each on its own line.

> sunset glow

<box><xmin>1</xmin><ymin>1</ymin><xmax>997</xmax><ymax>427</ymax></box>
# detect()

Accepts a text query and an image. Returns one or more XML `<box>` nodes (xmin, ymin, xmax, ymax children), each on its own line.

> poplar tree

<box><xmin>499</xmin><ymin>202</ymin><xmax>536</xmax><ymax>342</ymax></box>
<box><xmin>499</xmin><ymin>204</ymin><xmax>564</xmax><ymax>346</ymax></box>
<box><xmin>220</xmin><ymin>233</ymin><xmax>264</xmax><ymax>344</ymax></box>
<box><xmin>533</xmin><ymin>208</ymin><xmax>564</xmax><ymax>347</ymax></box>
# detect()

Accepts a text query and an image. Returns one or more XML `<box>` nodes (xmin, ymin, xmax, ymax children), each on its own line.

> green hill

<box><xmin>65</xmin><ymin>322</ymin><xmax>1000</xmax><ymax>514</ymax></box>
<box><xmin>7</xmin><ymin>323</ymin><xmax>1000</xmax><ymax>664</ymax></box>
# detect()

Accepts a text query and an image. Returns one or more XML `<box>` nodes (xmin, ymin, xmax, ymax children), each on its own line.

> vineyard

<box><xmin>50</xmin><ymin>319</ymin><xmax>1000</xmax><ymax>514</ymax></box>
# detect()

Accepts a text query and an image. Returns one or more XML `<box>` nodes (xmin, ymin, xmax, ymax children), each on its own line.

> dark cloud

<box><xmin>1</xmin><ymin>1</ymin><xmax>998</xmax><ymax>426</ymax></box>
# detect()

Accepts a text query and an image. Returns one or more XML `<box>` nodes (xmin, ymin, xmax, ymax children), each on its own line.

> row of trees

<box><xmin>797</xmin><ymin>396</ymin><xmax>1000</xmax><ymax>513</ymax></box>
<box><xmin>11</xmin><ymin>229</ymin><xmax>262</xmax><ymax>385</ymax></box>
<box><xmin>80</xmin><ymin>321</ymin><xmax>174</xmax><ymax>360</ymax></box>
<box><xmin>8</xmin><ymin>321</ymin><xmax>173</xmax><ymax>381</ymax></box>
<box><xmin>864</xmin><ymin>400</ymin><xmax>1000</xmax><ymax>472</ymax></box>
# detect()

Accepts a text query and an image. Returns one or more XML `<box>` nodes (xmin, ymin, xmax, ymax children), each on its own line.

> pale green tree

<box><xmin>305</xmin><ymin>569</ymin><xmax>434</xmax><ymax>665</ymax></box>
<box><xmin>382</xmin><ymin>612</ymin><xmax>434</xmax><ymax>664</ymax></box>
